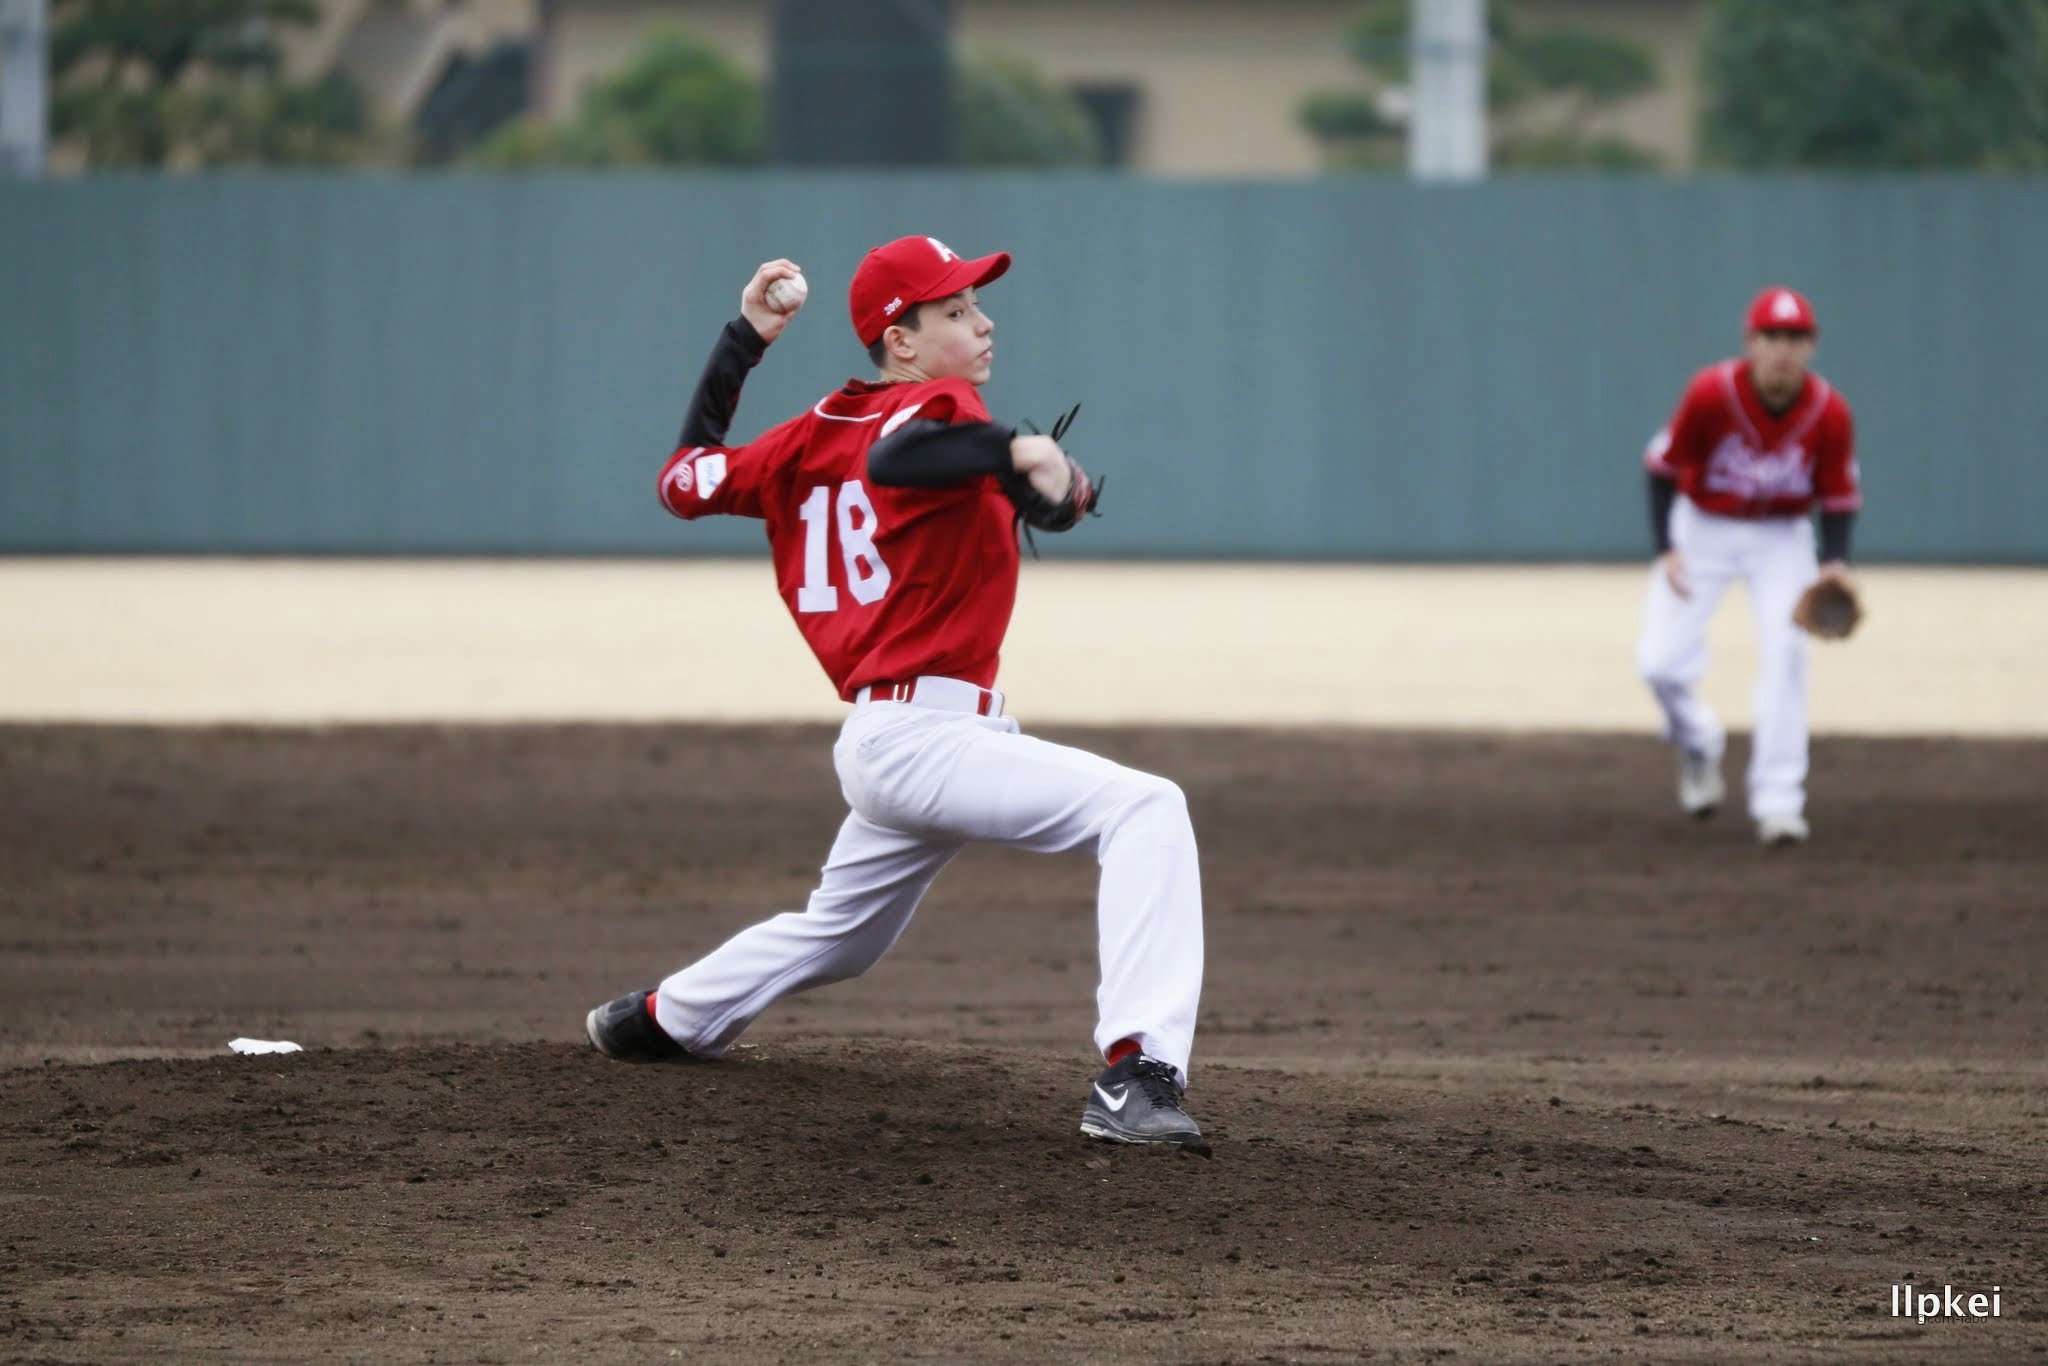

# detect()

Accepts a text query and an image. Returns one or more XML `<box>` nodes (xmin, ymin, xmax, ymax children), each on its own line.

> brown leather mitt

<box><xmin>1792</xmin><ymin>577</ymin><xmax>1864</xmax><ymax>640</ymax></box>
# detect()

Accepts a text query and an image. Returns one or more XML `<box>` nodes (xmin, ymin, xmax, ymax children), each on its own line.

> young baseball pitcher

<box><xmin>1637</xmin><ymin>286</ymin><xmax>1861</xmax><ymax>846</ymax></box>
<box><xmin>584</xmin><ymin>236</ymin><xmax>1209</xmax><ymax>1151</ymax></box>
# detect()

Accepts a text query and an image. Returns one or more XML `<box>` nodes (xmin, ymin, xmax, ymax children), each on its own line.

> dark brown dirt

<box><xmin>2</xmin><ymin>724</ymin><xmax>2044</xmax><ymax>1363</ymax></box>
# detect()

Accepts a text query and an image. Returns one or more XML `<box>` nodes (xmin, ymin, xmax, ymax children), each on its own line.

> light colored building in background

<box><xmin>298</xmin><ymin>0</ymin><xmax>1708</xmax><ymax>175</ymax></box>
<box><xmin>287</xmin><ymin>0</ymin><xmax>537</xmax><ymax>115</ymax></box>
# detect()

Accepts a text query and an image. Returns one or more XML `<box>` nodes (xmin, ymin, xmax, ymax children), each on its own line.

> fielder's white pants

<box><xmin>1637</xmin><ymin>498</ymin><xmax>1818</xmax><ymax>820</ymax></box>
<box><xmin>652</xmin><ymin>690</ymin><xmax>1205</xmax><ymax>1081</ymax></box>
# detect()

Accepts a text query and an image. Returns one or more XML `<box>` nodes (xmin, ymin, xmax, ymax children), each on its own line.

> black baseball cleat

<box><xmin>1079</xmin><ymin>1054</ymin><xmax>1211</xmax><ymax>1156</ymax></box>
<box><xmin>584</xmin><ymin>990</ymin><xmax>692</xmax><ymax>1063</ymax></box>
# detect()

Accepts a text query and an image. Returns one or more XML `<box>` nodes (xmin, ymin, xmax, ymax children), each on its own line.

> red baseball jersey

<box><xmin>657</xmin><ymin>377</ymin><xmax>1021</xmax><ymax>700</ymax></box>
<box><xmin>1644</xmin><ymin>360</ymin><xmax>1860</xmax><ymax>519</ymax></box>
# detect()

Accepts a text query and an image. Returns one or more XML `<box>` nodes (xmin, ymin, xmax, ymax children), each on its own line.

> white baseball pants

<box><xmin>1637</xmin><ymin>497</ymin><xmax>1818</xmax><ymax>820</ymax></box>
<box><xmin>651</xmin><ymin>681</ymin><xmax>1205</xmax><ymax>1081</ymax></box>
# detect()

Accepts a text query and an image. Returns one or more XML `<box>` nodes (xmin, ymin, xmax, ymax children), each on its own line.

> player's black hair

<box><xmin>867</xmin><ymin>301</ymin><xmax>925</xmax><ymax>369</ymax></box>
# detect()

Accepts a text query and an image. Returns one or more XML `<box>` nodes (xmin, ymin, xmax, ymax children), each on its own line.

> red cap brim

<box><xmin>912</xmin><ymin>250</ymin><xmax>1010</xmax><ymax>308</ymax></box>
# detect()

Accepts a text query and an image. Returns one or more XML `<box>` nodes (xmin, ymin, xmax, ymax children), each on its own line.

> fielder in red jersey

<box><xmin>1637</xmin><ymin>286</ymin><xmax>1862</xmax><ymax>846</ymax></box>
<box><xmin>584</xmin><ymin>237</ymin><xmax>1210</xmax><ymax>1152</ymax></box>
<box><xmin>1645</xmin><ymin>353</ymin><xmax>1859</xmax><ymax>522</ymax></box>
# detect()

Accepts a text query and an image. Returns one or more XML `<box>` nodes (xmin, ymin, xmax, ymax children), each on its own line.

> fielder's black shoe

<box><xmin>1079</xmin><ymin>1054</ymin><xmax>1210</xmax><ymax>1155</ymax></box>
<box><xmin>584</xmin><ymin>990</ymin><xmax>692</xmax><ymax>1063</ymax></box>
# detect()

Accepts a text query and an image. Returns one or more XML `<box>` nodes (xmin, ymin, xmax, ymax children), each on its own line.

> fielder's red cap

<box><xmin>848</xmin><ymin>235</ymin><xmax>1011</xmax><ymax>347</ymax></box>
<box><xmin>1746</xmin><ymin>286</ymin><xmax>1817</xmax><ymax>335</ymax></box>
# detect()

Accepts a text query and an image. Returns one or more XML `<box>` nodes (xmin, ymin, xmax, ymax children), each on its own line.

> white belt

<box><xmin>853</xmin><ymin>676</ymin><xmax>1004</xmax><ymax>716</ymax></box>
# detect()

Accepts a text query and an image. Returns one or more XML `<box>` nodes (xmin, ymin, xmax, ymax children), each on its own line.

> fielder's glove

<box><xmin>999</xmin><ymin>402</ymin><xmax>1104</xmax><ymax>556</ymax></box>
<box><xmin>1792</xmin><ymin>576</ymin><xmax>1864</xmax><ymax>640</ymax></box>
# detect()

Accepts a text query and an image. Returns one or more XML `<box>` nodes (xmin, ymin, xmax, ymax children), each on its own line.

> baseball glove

<box><xmin>1792</xmin><ymin>576</ymin><xmax>1864</xmax><ymax>640</ymax></box>
<box><xmin>1001</xmin><ymin>403</ymin><xmax>1103</xmax><ymax>554</ymax></box>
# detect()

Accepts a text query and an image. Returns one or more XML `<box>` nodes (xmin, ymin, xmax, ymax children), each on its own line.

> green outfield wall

<box><xmin>2</xmin><ymin>174</ymin><xmax>2042</xmax><ymax>560</ymax></box>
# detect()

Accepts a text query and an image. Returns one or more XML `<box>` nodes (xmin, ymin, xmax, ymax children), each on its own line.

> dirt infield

<box><xmin>3</xmin><ymin>723</ymin><xmax>2044</xmax><ymax>1361</ymax></box>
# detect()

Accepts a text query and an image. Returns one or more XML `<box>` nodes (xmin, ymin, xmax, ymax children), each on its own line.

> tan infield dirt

<box><xmin>3</xmin><ymin>560</ymin><xmax>2045</xmax><ymax>733</ymax></box>
<box><xmin>3</xmin><ymin>723</ymin><xmax>2044</xmax><ymax>1362</ymax></box>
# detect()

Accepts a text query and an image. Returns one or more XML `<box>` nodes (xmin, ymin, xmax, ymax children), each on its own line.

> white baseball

<box><xmin>765</xmin><ymin>273</ymin><xmax>808</xmax><ymax>314</ymax></box>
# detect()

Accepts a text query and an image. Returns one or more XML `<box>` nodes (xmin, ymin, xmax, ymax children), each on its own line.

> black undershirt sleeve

<box><xmin>866</xmin><ymin>418</ymin><xmax>1017</xmax><ymax>487</ymax></box>
<box><xmin>1647</xmin><ymin>470</ymin><xmax>1678</xmax><ymax>554</ymax></box>
<box><xmin>678</xmin><ymin>316</ymin><xmax>769</xmax><ymax>449</ymax></box>
<box><xmin>1819</xmin><ymin>510</ymin><xmax>1855</xmax><ymax>564</ymax></box>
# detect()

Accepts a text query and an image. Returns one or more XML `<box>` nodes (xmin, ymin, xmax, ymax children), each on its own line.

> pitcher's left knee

<box><xmin>1098</xmin><ymin>772</ymin><xmax>1193</xmax><ymax>848</ymax></box>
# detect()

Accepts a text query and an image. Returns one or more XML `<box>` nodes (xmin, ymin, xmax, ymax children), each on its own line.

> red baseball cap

<box><xmin>848</xmin><ymin>235</ymin><xmax>1011</xmax><ymax>346</ymax></box>
<box><xmin>1746</xmin><ymin>286</ymin><xmax>1817</xmax><ymax>335</ymax></box>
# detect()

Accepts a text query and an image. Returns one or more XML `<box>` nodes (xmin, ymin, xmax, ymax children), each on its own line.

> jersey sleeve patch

<box><xmin>1643</xmin><ymin>427</ymin><xmax>1678</xmax><ymax>475</ymax></box>
<box><xmin>694</xmin><ymin>452</ymin><xmax>727</xmax><ymax>499</ymax></box>
<box><xmin>658</xmin><ymin>447</ymin><xmax>703</xmax><ymax>514</ymax></box>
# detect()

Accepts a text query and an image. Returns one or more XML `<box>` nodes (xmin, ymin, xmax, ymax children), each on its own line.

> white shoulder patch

<box><xmin>879</xmin><ymin>403</ymin><xmax>925</xmax><ymax>441</ymax></box>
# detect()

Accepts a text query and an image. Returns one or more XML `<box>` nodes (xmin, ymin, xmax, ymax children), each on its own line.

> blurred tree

<box><xmin>1298</xmin><ymin>89</ymin><xmax>1403</xmax><ymax>162</ymax></box>
<box><xmin>1701</xmin><ymin>0</ymin><xmax>2048</xmax><ymax>169</ymax></box>
<box><xmin>1300</xmin><ymin>1</ymin><xmax>1662</xmax><ymax>170</ymax></box>
<box><xmin>50</xmin><ymin>0</ymin><xmax>372</xmax><ymax>166</ymax></box>
<box><xmin>475</xmin><ymin>34</ymin><xmax>1098</xmax><ymax>169</ymax></box>
<box><xmin>952</xmin><ymin>48</ymin><xmax>1100</xmax><ymax>166</ymax></box>
<box><xmin>472</xmin><ymin>25</ymin><xmax>762</xmax><ymax>167</ymax></box>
